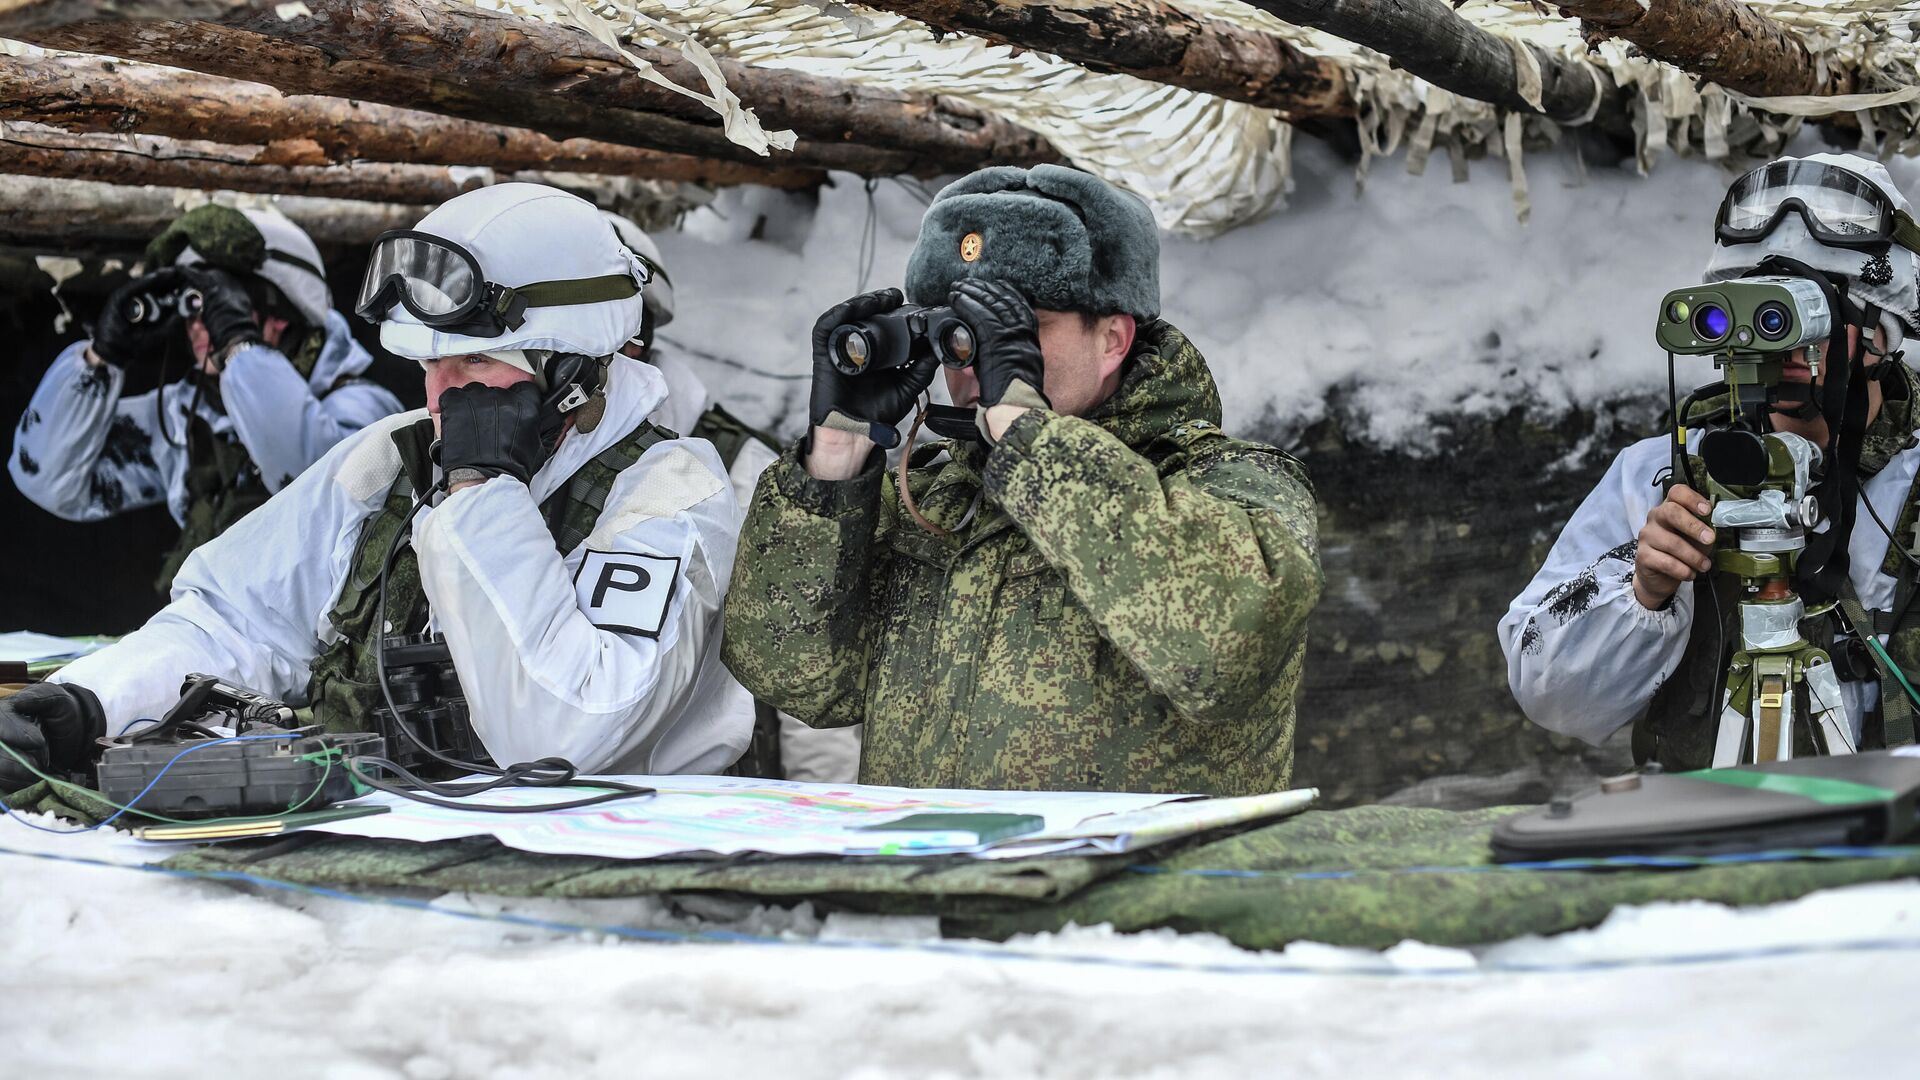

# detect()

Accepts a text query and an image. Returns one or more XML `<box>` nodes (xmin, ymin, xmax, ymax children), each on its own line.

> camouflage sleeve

<box><xmin>720</xmin><ymin>438</ymin><xmax>884</xmax><ymax>729</ymax></box>
<box><xmin>981</xmin><ymin>409</ymin><xmax>1323</xmax><ymax>723</ymax></box>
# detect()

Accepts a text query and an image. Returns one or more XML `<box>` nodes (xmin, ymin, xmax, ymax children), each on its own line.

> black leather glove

<box><xmin>90</xmin><ymin>268</ymin><xmax>189</xmax><ymax>367</ymax></box>
<box><xmin>181</xmin><ymin>266</ymin><xmax>263</xmax><ymax>360</ymax></box>
<box><xmin>808</xmin><ymin>287</ymin><xmax>940</xmax><ymax>450</ymax></box>
<box><xmin>0</xmin><ymin>683</ymin><xmax>107</xmax><ymax>795</ymax></box>
<box><xmin>436</xmin><ymin>380</ymin><xmax>545</xmax><ymax>486</ymax></box>
<box><xmin>949</xmin><ymin>279</ymin><xmax>1051</xmax><ymax>442</ymax></box>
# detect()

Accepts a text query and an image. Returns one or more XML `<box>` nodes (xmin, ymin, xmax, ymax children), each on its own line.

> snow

<box><xmin>4</xmin><ymin>810</ymin><xmax>1917</xmax><ymax>1078</ymax></box>
<box><xmin>658</xmin><ymin>139</ymin><xmax>1920</xmax><ymax>452</ymax></box>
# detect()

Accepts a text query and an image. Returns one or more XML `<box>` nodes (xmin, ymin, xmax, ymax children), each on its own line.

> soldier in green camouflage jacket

<box><xmin>722</xmin><ymin>165</ymin><xmax>1322</xmax><ymax>796</ymax></box>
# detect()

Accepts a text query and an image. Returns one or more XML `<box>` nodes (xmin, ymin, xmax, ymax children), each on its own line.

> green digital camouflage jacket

<box><xmin>721</xmin><ymin>320</ymin><xmax>1323</xmax><ymax>795</ymax></box>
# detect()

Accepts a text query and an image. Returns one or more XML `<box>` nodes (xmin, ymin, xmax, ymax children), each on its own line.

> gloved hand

<box><xmin>0</xmin><ymin>683</ymin><xmax>107</xmax><ymax>795</ymax></box>
<box><xmin>181</xmin><ymin>266</ymin><xmax>263</xmax><ymax>360</ymax></box>
<box><xmin>949</xmin><ymin>279</ymin><xmax>1051</xmax><ymax>442</ymax></box>
<box><xmin>435</xmin><ymin>380</ymin><xmax>545</xmax><ymax>486</ymax></box>
<box><xmin>90</xmin><ymin>268</ymin><xmax>190</xmax><ymax>367</ymax></box>
<box><xmin>809</xmin><ymin>287</ymin><xmax>939</xmax><ymax>450</ymax></box>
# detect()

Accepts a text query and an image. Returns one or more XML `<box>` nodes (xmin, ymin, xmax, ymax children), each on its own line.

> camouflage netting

<box><xmin>491</xmin><ymin>0</ymin><xmax>1920</xmax><ymax>234</ymax></box>
<box><xmin>128</xmin><ymin>804</ymin><xmax>1920</xmax><ymax>950</ymax></box>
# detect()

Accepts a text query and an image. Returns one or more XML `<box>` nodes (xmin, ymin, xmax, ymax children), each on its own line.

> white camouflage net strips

<box><xmin>489</xmin><ymin>2</ymin><xmax>1920</xmax><ymax>234</ymax></box>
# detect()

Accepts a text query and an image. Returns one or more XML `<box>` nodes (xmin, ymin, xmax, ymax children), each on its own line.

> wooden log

<box><xmin>1555</xmin><ymin>0</ymin><xmax>1852</xmax><ymax>99</ymax></box>
<box><xmin>0</xmin><ymin>173</ymin><xmax>428</xmax><ymax>247</ymax></box>
<box><xmin>0</xmin><ymin>52</ymin><xmax>825</xmax><ymax>188</ymax></box>
<box><xmin>1242</xmin><ymin>0</ymin><xmax>1627</xmax><ymax>131</ymax></box>
<box><xmin>850</xmin><ymin>0</ymin><xmax>1353</xmax><ymax>120</ymax></box>
<box><xmin>0</xmin><ymin>0</ymin><xmax>1063</xmax><ymax>176</ymax></box>
<box><xmin>0</xmin><ymin>125</ymin><xmax>502</xmax><ymax>202</ymax></box>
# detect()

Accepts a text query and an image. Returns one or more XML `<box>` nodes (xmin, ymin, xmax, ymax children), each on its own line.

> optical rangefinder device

<box><xmin>1656</xmin><ymin>276</ymin><xmax>1832</xmax><ymax>361</ymax></box>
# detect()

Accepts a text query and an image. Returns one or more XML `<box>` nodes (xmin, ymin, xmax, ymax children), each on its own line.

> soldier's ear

<box><xmin>1099</xmin><ymin>314</ymin><xmax>1135</xmax><ymax>381</ymax></box>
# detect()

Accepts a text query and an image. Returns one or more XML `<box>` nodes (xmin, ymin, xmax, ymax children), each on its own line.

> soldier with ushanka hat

<box><xmin>722</xmin><ymin>165</ymin><xmax>1324</xmax><ymax>796</ymax></box>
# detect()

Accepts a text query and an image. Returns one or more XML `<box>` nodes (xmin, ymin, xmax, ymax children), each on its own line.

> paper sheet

<box><xmin>297</xmin><ymin>775</ymin><xmax>1219</xmax><ymax>861</ymax></box>
<box><xmin>0</xmin><ymin>631</ymin><xmax>111</xmax><ymax>665</ymax></box>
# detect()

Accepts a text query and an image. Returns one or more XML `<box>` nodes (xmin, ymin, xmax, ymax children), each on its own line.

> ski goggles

<box><xmin>1716</xmin><ymin>160</ymin><xmax>1920</xmax><ymax>254</ymax></box>
<box><xmin>355</xmin><ymin>230</ymin><xmax>645</xmax><ymax>337</ymax></box>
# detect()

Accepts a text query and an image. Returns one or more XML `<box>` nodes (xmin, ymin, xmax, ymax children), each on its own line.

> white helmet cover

<box><xmin>601</xmin><ymin>210</ymin><xmax>674</xmax><ymax>328</ymax></box>
<box><xmin>378</xmin><ymin>183</ymin><xmax>650</xmax><ymax>360</ymax></box>
<box><xmin>1705</xmin><ymin>151</ymin><xmax>1920</xmax><ymax>339</ymax></box>
<box><xmin>174</xmin><ymin>206</ymin><xmax>331</xmax><ymax>331</ymax></box>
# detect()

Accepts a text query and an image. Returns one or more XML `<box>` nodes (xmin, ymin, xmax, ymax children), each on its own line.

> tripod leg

<box><xmin>1713</xmin><ymin>661</ymin><xmax>1753</xmax><ymax>768</ymax></box>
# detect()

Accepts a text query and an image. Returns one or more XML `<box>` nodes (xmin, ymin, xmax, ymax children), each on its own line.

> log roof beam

<box><xmin>859</xmin><ymin>0</ymin><xmax>1352</xmax><ymax>121</ymax></box>
<box><xmin>0</xmin><ymin>52</ymin><xmax>823</xmax><ymax>187</ymax></box>
<box><xmin>0</xmin><ymin>0</ymin><xmax>1062</xmax><ymax>177</ymax></box>
<box><xmin>1555</xmin><ymin>0</ymin><xmax>1853</xmax><ymax>99</ymax></box>
<box><xmin>0</xmin><ymin>172</ymin><xmax>428</xmax><ymax>247</ymax></box>
<box><xmin>0</xmin><ymin>123</ymin><xmax>634</xmax><ymax>204</ymax></box>
<box><xmin>1239</xmin><ymin>0</ymin><xmax>1632</xmax><ymax>137</ymax></box>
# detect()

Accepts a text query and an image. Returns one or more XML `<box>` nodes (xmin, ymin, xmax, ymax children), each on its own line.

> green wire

<box><xmin>1864</xmin><ymin>633</ymin><xmax>1920</xmax><ymax>713</ymax></box>
<box><xmin>0</xmin><ymin>734</ymin><xmax>339</xmax><ymax>828</ymax></box>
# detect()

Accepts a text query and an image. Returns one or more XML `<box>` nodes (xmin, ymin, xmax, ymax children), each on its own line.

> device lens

<box><xmin>1694</xmin><ymin>304</ymin><xmax>1731</xmax><ymax>341</ymax></box>
<box><xmin>1667</xmin><ymin>300</ymin><xmax>1691</xmax><ymax>323</ymax></box>
<box><xmin>1755</xmin><ymin>302</ymin><xmax>1791</xmax><ymax>340</ymax></box>
<box><xmin>832</xmin><ymin>328</ymin><xmax>871</xmax><ymax>374</ymax></box>
<box><xmin>941</xmin><ymin>324</ymin><xmax>975</xmax><ymax>367</ymax></box>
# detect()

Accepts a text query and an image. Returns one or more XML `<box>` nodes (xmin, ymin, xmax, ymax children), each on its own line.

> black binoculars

<box><xmin>828</xmin><ymin>304</ymin><xmax>977</xmax><ymax>376</ymax></box>
<box><xmin>123</xmin><ymin>285</ymin><xmax>203</xmax><ymax>326</ymax></box>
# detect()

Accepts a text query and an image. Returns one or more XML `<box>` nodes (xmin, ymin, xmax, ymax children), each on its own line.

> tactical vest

<box><xmin>690</xmin><ymin>403</ymin><xmax>779</xmax><ymax>474</ymax></box>
<box><xmin>685</xmin><ymin>403</ymin><xmax>788</xmax><ymax>779</ymax></box>
<box><xmin>1638</xmin><ymin>374</ymin><xmax>1920</xmax><ymax>768</ymax></box>
<box><xmin>303</xmin><ymin>414</ymin><xmax>671</xmax><ymax>736</ymax></box>
<box><xmin>152</xmin><ymin>331</ymin><xmax>333</xmax><ymax>595</ymax></box>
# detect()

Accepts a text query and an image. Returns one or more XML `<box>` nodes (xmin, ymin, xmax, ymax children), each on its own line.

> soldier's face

<box><xmin>945</xmin><ymin>309</ymin><xmax>1135</xmax><ymax>417</ymax></box>
<box><xmin>424</xmin><ymin>353</ymin><xmax>538</xmax><ymax>436</ymax></box>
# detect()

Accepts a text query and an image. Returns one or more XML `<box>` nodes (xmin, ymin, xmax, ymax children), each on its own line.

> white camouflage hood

<box><xmin>1704</xmin><ymin>152</ymin><xmax>1920</xmax><ymax>342</ymax></box>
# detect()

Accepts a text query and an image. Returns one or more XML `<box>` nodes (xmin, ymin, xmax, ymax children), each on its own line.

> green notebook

<box><xmin>857</xmin><ymin>812</ymin><xmax>1046</xmax><ymax>844</ymax></box>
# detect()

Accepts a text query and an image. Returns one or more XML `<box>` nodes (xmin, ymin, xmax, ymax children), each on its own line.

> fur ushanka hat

<box><xmin>905</xmin><ymin>165</ymin><xmax>1160</xmax><ymax>321</ymax></box>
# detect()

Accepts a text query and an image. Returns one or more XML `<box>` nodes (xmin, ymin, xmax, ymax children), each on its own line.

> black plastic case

<box><xmin>97</xmin><ymin>731</ymin><xmax>383</xmax><ymax>819</ymax></box>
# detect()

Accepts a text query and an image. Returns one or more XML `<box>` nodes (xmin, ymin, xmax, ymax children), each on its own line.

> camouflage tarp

<box><xmin>124</xmin><ymin>804</ymin><xmax>1920</xmax><ymax>950</ymax></box>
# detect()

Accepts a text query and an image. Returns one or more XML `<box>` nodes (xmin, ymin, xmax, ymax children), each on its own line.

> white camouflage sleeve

<box><xmin>1499</xmin><ymin>437</ymin><xmax>1696</xmax><ymax>745</ymax></box>
<box><xmin>10</xmin><ymin>341</ymin><xmax>175</xmax><ymax>521</ymax></box>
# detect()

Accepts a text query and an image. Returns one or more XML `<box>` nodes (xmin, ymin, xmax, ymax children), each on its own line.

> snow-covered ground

<box><xmin>15</xmin><ymin>141</ymin><xmax>1920</xmax><ymax>1075</ymax></box>
<box><xmin>3</xmin><ymin>811</ymin><xmax>1917</xmax><ymax>1078</ymax></box>
<box><xmin>654</xmin><ymin>137</ymin><xmax>1920</xmax><ymax>452</ymax></box>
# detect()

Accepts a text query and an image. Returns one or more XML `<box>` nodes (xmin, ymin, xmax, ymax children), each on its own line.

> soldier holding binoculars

<box><xmin>722</xmin><ymin>165</ymin><xmax>1324</xmax><ymax>796</ymax></box>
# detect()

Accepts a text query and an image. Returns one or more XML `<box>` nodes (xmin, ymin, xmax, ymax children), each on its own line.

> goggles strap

<box><xmin>1893</xmin><ymin>210</ymin><xmax>1920</xmax><ymax>256</ymax></box>
<box><xmin>512</xmin><ymin>274</ymin><xmax>642</xmax><ymax>308</ymax></box>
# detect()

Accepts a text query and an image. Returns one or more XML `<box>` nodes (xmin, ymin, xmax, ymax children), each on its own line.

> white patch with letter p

<box><xmin>574</xmin><ymin>550</ymin><xmax>681</xmax><ymax>638</ymax></box>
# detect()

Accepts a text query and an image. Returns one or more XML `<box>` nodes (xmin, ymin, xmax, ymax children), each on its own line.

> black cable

<box><xmin>1668</xmin><ymin>353</ymin><xmax>1700</xmax><ymax>492</ymax></box>
<box><xmin>368</xmin><ymin>489</ymin><xmax>653</xmax><ymax>813</ymax></box>
<box><xmin>346</xmin><ymin>755</ymin><xmax>651</xmax><ymax>813</ymax></box>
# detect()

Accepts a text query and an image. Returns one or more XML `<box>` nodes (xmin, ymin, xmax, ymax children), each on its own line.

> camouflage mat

<box><xmin>11</xmin><ymin>781</ymin><xmax>1918</xmax><ymax>949</ymax></box>
<box><xmin>130</xmin><ymin>804</ymin><xmax>1920</xmax><ymax>950</ymax></box>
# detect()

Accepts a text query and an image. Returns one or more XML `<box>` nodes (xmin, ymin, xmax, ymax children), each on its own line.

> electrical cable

<box><xmin>366</xmin><ymin>489</ymin><xmax>653</xmax><ymax>813</ymax></box>
<box><xmin>0</xmin><ymin>733</ymin><xmax>336</xmax><ymax>833</ymax></box>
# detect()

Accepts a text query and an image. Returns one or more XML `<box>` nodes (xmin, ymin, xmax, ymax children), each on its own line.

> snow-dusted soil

<box><xmin>4</xmin><ymin>814</ymin><xmax>1915</xmax><ymax>1079</ymax></box>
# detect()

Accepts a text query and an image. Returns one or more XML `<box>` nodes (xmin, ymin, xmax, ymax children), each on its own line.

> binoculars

<box><xmin>1656</xmin><ymin>276</ymin><xmax>1831</xmax><ymax>359</ymax></box>
<box><xmin>828</xmin><ymin>304</ymin><xmax>978</xmax><ymax>377</ymax></box>
<box><xmin>123</xmin><ymin>285</ymin><xmax>204</xmax><ymax>326</ymax></box>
